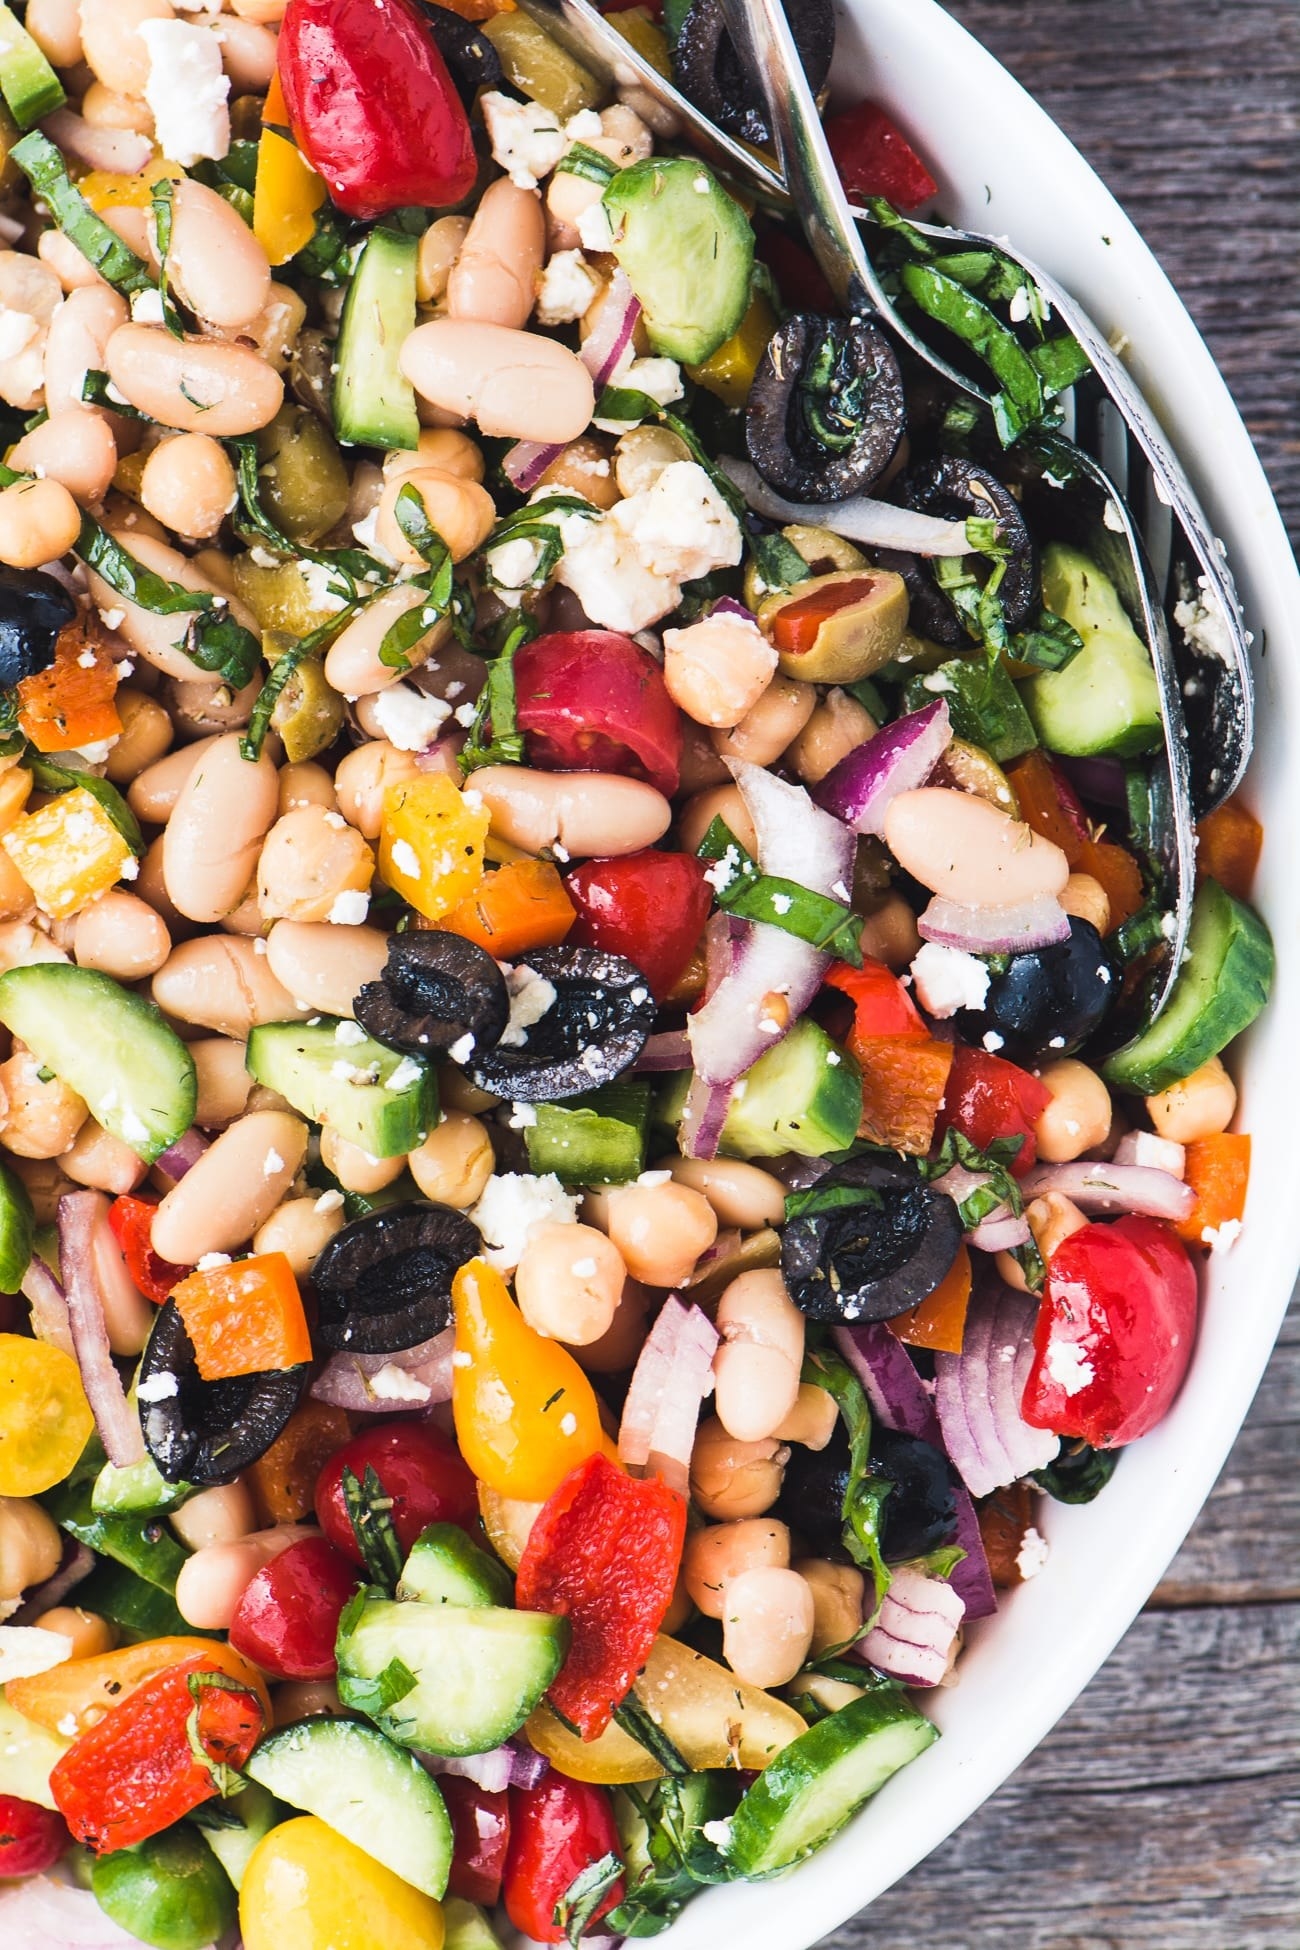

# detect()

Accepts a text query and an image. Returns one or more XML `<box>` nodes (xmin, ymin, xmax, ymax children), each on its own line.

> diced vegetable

<box><xmin>0</xmin><ymin>1333</ymin><xmax>93</xmax><ymax>1495</ymax></box>
<box><xmin>604</xmin><ymin>157</ymin><xmax>754</xmax><ymax>365</ymax></box>
<box><xmin>853</xmin><ymin>1035</ymin><xmax>954</xmax><ymax>1154</ymax></box>
<box><xmin>889</xmin><ymin>1240</ymin><xmax>972</xmax><ymax>1353</ymax></box>
<box><xmin>15</xmin><ymin>624</ymin><xmax>121</xmax><ymax>753</ymax></box>
<box><xmin>1195</xmin><ymin>795</ymin><xmax>1263</xmax><ymax>902</ymax></box>
<box><xmin>380</xmin><ymin>773</ymin><xmax>491</xmax><ymax>922</ymax></box>
<box><xmin>1172</xmin><ymin>1132</ymin><xmax>1250</xmax><ymax>1247</ymax></box>
<box><xmin>171</xmin><ymin>1252</ymin><xmax>312</xmax><ymax>1381</ymax></box>
<box><xmin>439</xmin><ymin>859</ymin><xmax>577</xmax><ymax>961</ymax></box>
<box><xmin>2</xmin><ymin>786</ymin><xmax>133</xmax><ymax>919</ymax></box>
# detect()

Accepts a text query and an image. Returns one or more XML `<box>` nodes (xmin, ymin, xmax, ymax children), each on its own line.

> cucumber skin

<box><xmin>604</xmin><ymin>158</ymin><xmax>754</xmax><ymax>366</ymax></box>
<box><xmin>723</xmin><ymin>1691</ymin><xmax>938</xmax><ymax>1878</ymax></box>
<box><xmin>718</xmin><ymin>1019</ymin><xmax>863</xmax><ymax>1160</ymax></box>
<box><xmin>246</xmin><ymin>1019</ymin><xmax>436</xmax><ymax>1159</ymax></box>
<box><xmin>396</xmin><ymin>1522</ymin><xmax>514</xmax><ymax>1608</ymax></box>
<box><xmin>1103</xmin><ymin>879</ymin><xmax>1274</xmax><ymax>1094</ymax></box>
<box><xmin>333</xmin><ymin>228</ymin><xmax>420</xmax><ymax>451</ymax></box>
<box><xmin>0</xmin><ymin>1157</ymin><xmax>33</xmax><ymax>1293</ymax></box>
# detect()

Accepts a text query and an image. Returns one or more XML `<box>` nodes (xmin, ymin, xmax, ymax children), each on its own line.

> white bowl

<box><xmin>663</xmin><ymin>3</ymin><xmax>1300</xmax><ymax>1945</ymax></box>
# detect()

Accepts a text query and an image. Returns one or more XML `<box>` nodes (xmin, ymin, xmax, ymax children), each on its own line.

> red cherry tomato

<box><xmin>514</xmin><ymin>632</ymin><xmax>682</xmax><ymax>798</ymax></box>
<box><xmin>1021</xmin><ymin>1216</ymin><xmax>1198</xmax><ymax>1448</ymax></box>
<box><xmin>932</xmin><ymin>1044</ymin><xmax>1052</xmax><ymax>1176</ymax></box>
<box><xmin>227</xmin><ymin>1536</ymin><xmax>360</xmax><ymax>1681</ymax></box>
<box><xmin>503</xmin><ymin>1775</ymin><xmax>624</xmax><ymax>1944</ymax></box>
<box><xmin>314</xmin><ymin>1423</ymin><xmax>478</xmax><ymax>1567</ymax></box>
<box><xmin>0</xmin><ymin>1793</ymin><xmax>70</xmax><ymax>1875</ymax></box>
<box><xmin>106</xmin><ymin>1195</ymin><xmax>189</xmax><ymax>1304</ymax></box>
<box><xmin>824</xmin><ymin>100</ymin><xmax>938</xmax><ymax>210</ymax></box>
<box><xmin>442</xmin><ymin>1778</ymin><xmax>511</xmax><ymax>1907</ymax></box>
<box><xmin>565</xmin><ymin>849</ymin><xmax>712</xmax><ymax>1001</ymax></box>
<box><xmin>278</xmin><ymin>0</ymin><xmax>477</xmax><ymax>221</ymax></box>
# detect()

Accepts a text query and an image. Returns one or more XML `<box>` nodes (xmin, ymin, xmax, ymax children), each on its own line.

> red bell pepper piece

<box><xmin>932</xmin><ymin>1044</ymin><xmax>1052</xmax><ymax>1176</ymax></box>
<box><xmin>825</xmin><ymin>958</ymin><xmax>928</xmax><ymax>1042</ymax></box>
<box><xmin>278</xmin><ymin>0</ymin><xmax>477</xmax><ymax>221</ymax></box>
<box><xmin>0</xmin><ymin>1793</ymin><xmax>69</xmax><ymax>1875</ymax></box>
<box><xmin>757</xmin><ymin>232</ymin><xmax>836</xmax><ymax>315</ymax></box>
<box><xmin>49</xmin><ymin>1654</ymin><xmax>264</xmax><ymax>1853</ymax></box>
<box><xmin>516</xmin><ymin>1452</ymin><xmax>686</xmax><ymax>1740</ymax></box>
<box><xmin>513</xmin><ymin>631</ymin><xmax>683</xmax><ymax>799</ymax></box>
<box><xmin>442</xmin><ymin>1777</ymin><xmax>511</xmax><ymax>1908</ymax></box>
<box><xmin>106</xmin><ymin>1194</ymin><xmax>189</xmax><ymax>1305</ymax></box>
<box><xmin>565</xmin><ymin>849</ymin><xmax>712</xmax><ymax>1002</ymax></box>
<box><xmin>1021</xmin><ymin>1217</ymin><xmax>1198</xmax><ymax>1447</ymax></box>
<box><xmin>823</xmin><ymin>100</ymin><xmax>938</xmax><ymax>210</ymax></box>
<box><xmin>504</xmin><ymin>1775</ymin><xmax>624</xmax><ymax>1943</ymax></box>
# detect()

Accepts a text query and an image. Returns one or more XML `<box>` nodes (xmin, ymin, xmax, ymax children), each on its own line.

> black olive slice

<box><xmin>673</xmin><ymin>0</ymin><xmax>834</xmax><ymax>148</ymax></box>
<box><xmin>354</xmin><ymin>932</ymin><xmax>510</xmax><ymax>1062</ymax></box>
<box><xmin>466</xmin><ymin>946</ymin><xmax>657</xmax><ymax>1102</ymax></box>
<box><xmin>902</xmin><ymin>456</ymin><xmax>1039</xmax><ymax>630</ymax></box>
<box><xmin>313</xmin><ymin>1200</ymin><xmax>480</xmax><ymax>1354</ymax></box>
<box><xmin>746</xmin><ymin>315</ymin><xmax>906</xmax><ymax>503</ymax></box>
<box><xmin>138</xmin><ymin>1302</ymin><xmax>307</xmax><ymax>1486</ymax></box>
<box><xmin>0</xmin><ymin>566</ymin><xmax>78</xmax><ymax>687</ymax></box>
<box><xmin>781</xmin><ymin>1155</ymin><xmax>963</xmax><ymax>1323</ymax></box>
<box><xmin>869</xmin><ymin>1426</ymin><xmax>959</xmax><ymax>1560</ymax></box>
<box><xmin>951</xmin><ymin>917</ymin><xmax>1118</xmax><ymax>1063</ymax></box>
<box><xmin>413</xmin><ymin>1</ymin><xmax>503</xmax><ymax>105</ymax></box>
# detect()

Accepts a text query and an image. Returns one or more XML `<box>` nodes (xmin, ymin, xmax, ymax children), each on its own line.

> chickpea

<box><xmin>676</xmin><ymin>718</ymin><xmax>731</xmax><ymax>794</ymax></box>
<box><xmin>7</xmin><ymin>1154</ymin><xmax>75</xmax><ymax>1225</ymax></box>
<box><xmin>256</xmin><ymin>805</ymin><xmax>374</xmax><ymax>925</ymax></box>
<box><xmin>1146</xmin><ymin>1056</ymin><xmax>1238</xmax><ymax>1144</ymax></box>
<box><xmin>34</xmin><ymin>1605</ymin><xmax>117</xmax><ymax>1659</ymax></box>
<box><xmin>385</xmin><ymin>430</ymin><xmax>485</xmax><ymax>488</ymax></box>
<box><xmin>0</xmin><ymin>477</ymin><xmax>82</xmax><ymax>569</ymax></box>
<box><xmin>0</xmin><ymin>1494</ymin><xmax>62</xmax><ymax>1601</ymax></box>
<box><xmin>773</xmin><ymin>1382</ymin><xmax>840</xmax><ymax>1450</ymax></box>
<box><xmin>1060</xmin><ymin>870</ymin><xmax>1111</xmax><ymax>936</ymax></box>
<box><xmin>711</xmin><ymin>676</ymin><xmax>816</xmax><ymax>767</ymax></box>
<box><xmin>600</xmin><ymin>1179</ymin><xmax>717</xmax><ymax>1288</ymax></box>
<box><xmin>786</xmin><ymin>689</ymin><xmax>877</xmax><ymax>786</ymax></box>
<box><xmin>278</xmin><ymin>761</ymin><xmax>337</xmax><ymax>817</ymax></box>
<box><xmin>334</xmin><ymin>741</ymin><xmax>421</xmax><ymax>839</ymax></box>
<box><xmin>319</xmin><ymin>1125</ymin><xmax>406</xmax><ymax>1196</ymax></box>
<box><xmin>253</xmin><ymin>1192</ymin><xmax>346</xmax><ymax>1278</ymax></box>
<box><xmin>0</xmin><ymin>1047</ymin><xmax>87</xmax><ymax>1158</ymax></box>
<box><xmin>176</xmin><ymin>1524</ymin><xmax>318</xmax><ymax>1630</ymax></box>
<box><xmin>61</xmin><ymin>1117</ymin><xmax>148</xmax><ymax>1197</ymax></box>
<box><xmin>104</xmin><ymin>688</ymin><xmax>173</xmax><ymax>785</ymax></box>
<box><xmin>793</xmin><ymin>1560</ymin><xmax>866</xmax><ymax>1657</ymax></box>
<box><xmin>375</xmin><ymin>465</ymin><xmax>496</xmax><ymax>567</ymax></box>
<box><xmin>682</xmin><ymin>1519</ymin><xmax>790</xmax><ymax>1620</ymax></box>
<box><xmin>613</xmin><ymin>425</ymin><xmax>690</xmax><ymax>498</ymax></box>
<box><xmin>721</xmin><ymin>1567</ymin><xmax>815</xmax><ymax>1689</ymax></box>
<box><xmin>140</xmin><ymin>433</ymin><xmax>238</xmax><ymax>540</ymax></box>
<box><xmin>662</xmin><ymin>612</ymin><xmax>777</xmax><ymax>729</ymax></box>
<box><xmin>567</xmin><ymin>1277</ymin><xmax>649</xmax><ymax>1373</ymax></box>
<box><xmin>690</xmin><ymin>1418</ymin><xmax>788</xmax><ymax>1521</ymax></box>
<box><xmin>998</xmin><ymin>1191</ymin><xmax>1089</xmax><ymax>1293</ymax></box>
<box><xmin>1034</xmin><ymin>1059</ymin><xmax>1113</xmax><ymax>1164</ymax></box>
<box><xmin>536</xmin><ymin>435</ymin><xmax>620</xmax><ymax>511</ymax></box>
<box><xmin>408</xmin><ymin>1111</ymin><xmax>495</xmax><ymax>1210</ymax></box>
<box><xmin>8</xmin><ymin>411</ymin><xmax>118</xmax><ymax>506</ymax></box>
<box><xmin>858</xmin><ymin>893</ymin><xmax>922</xmax><ymax>972</ymax></box>
<box><xmin>417</xmin><ymin>215</ymin><xmax>471</xmax><ymax>304</ymax></box>
<box><xmin>273</xmin><ymin>1680</ymin><xmax>347</xmax><ymax>1727</ymax></box>
<box><xmin>515</xmin><ymin>1222</ymin><xmax>626</xmax><ymax>1345</ymax></box>
<box><xmin>675</xmin><ymin>784</ymin><xmax>758</xmax><ymax>859</ymax></box>
<box><xmin>713</xmin><ymin>1269</ymin><xmax>804</xmax><ymax>1444</ymax></box>
<box><xmin>169</xmin><ymin>1477</ymin><xmax>258</xmax><ymax>1554</ymax></box>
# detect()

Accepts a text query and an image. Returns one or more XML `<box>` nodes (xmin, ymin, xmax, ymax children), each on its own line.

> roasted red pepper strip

<box><xmin>932</xmin><ymin>1044</ymin><xmax>1052</xmax><ymax>1176</ymax></box>
<box><xmin>823</xmin><ymin>100</ymin><xmax>938</xmax><ymax>210</ymax></box>
<box><xmin>49</xmin><ymin>1654</ymin><xmax>264</xmax><ymax>1853</ymax></box>
<box><xmin>516</xmin><ymin>1452</ymin><xmax>686</xmax><ymax>1740</ymax></box>
<box><xmin>825</xmin><ymin>957</ymin><xmax>928</xmax><ymax>1041</ymax></box>
<box><xmin>279</xmin><ymin>0</ymin><xmax>477</xmax><ymax>221</ymax></box>
<box><xmin>106</xmin><ymin>1194</ymin><xmax>190</xmax><ymax>1305</ymax></box>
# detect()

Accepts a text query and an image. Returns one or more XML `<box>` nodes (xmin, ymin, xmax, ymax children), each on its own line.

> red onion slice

<box><xmin>311</xmin><ymin>1328</ymin><xmax>455</xmax><ymax>1413</ymax></box>
<box><xmin>934</xmin><ymin>1279</ymin><xmax>1059</xmax><ymax>1499</ymax></box>
<box><xmin>727</xmin><ymin>758</ymin><xmax>856</xmax><ymax>901</ymax></box>
<box><xmin>619</xmin><ymin>1294</ymin><xmax>718</xmax><ymax>1495</ymax></box>
<box><xmin>581</xmin><ymin>268</ymin><xmax>642</xmax><ymax>389</ymax></box>
<box><xmin>678</xmin><ymin>1072</ymin><xmax>733</xmax><ymax>1160</ymax></box>
<box><xmin>686</xmin><ymin>922</ymin><xmax>829</xmax><ymax>1086</ymax></box>
<box><xmin>918</xmin><ymin>891</ymin><xmax>1072</xmax><ymax>953</ymax></box>
<box><xmin>154</xmin><ymin>1128</ymin><xmax>209</xmax><ymax>1185</ymax></box>
<box><xmin>419</xmin><ymin>1735</ymin><xmax>547</xmax><ymax>1794</ymax></box>
<box><xmin>856</xmin><ymin>1564</ymin><xmax>965</xmax><ymax>1687</ymax></box>
<box><xmin>834</xmin><ymin>1323</ymin><xmax>998</xmax><ymax>1622</ymax></box>
<box><xmin>41</xmin><ymin>108</ymin><xmax>154</xmax><ymax>177</ymax></box>
<box><xmin>966</xmin><ymin>1209</ymin><xmax>1032</xmax><ymax>1253</ymax></box>
<box><xmin>633</xmin><ymin>1030</ymin><xmax>692</xmax><ymax>1072</ymax></box>
<box><xmin>721</xmin><ymin>457</ymin><xmax>979</xmax><ymax>556</ymax></box>
<box><xmin>1016</xmin><ymin>1160</ymin><xmax>1196</xmax><ymax>1222</ymax></box>
<box><xmin>12</xmin><ymin>1540</ymin><xmax>95</xmax><ymax>1627</ymax></box>
<box><xmin>59</xmin><ymin>1192</ymin><xmax>144</xmax><ymax>1469</ymax></box>
<box><xmin>21</xmin><ymin>1255</ymin><xmax>74</xmax><ymax>1357</ymax></box>
<box><xmin>709</xmin><ymin>595</ymin><xmax>759</xmax><ymax>624</ymax></box>
<box><xmin>502</xmin><ymin>439</ymin><xmax>563</xmax><ymax>496</ymax></box>
<box><xmin>814</xmin><ymin>701</ymin><xmax>953</xmax><ymax>837</ymax></box>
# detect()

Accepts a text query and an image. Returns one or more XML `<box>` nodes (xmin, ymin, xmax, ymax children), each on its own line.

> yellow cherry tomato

<box><xmin>0</xmin><ymin>1333</ymin><xmax>94</xmax><ymax>1495</ymax></box>
<box><xmin>241</xmin><ymin>1817</ymin><xmax>445</xmax><ymax>1950</ymax></box>
<box><xmin>451</xmin><ymin>1257</ymin><xmax>603</xmax><ymax>1502</ymax></box>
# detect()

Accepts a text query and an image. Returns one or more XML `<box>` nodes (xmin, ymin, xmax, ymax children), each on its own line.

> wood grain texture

<box><xmin>825</xmin><ymin>3</ymin><xmax>1300</xmax><ymax>1944</ymax></box>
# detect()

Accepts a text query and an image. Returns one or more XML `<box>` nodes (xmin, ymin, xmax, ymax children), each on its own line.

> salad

<box><xmin>0</xmin><ymin>0</ymin><xmax>1276</xmax><ymax>1947</ymax></box>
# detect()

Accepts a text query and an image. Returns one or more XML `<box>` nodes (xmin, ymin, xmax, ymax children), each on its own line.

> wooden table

<box><xmin>825</xmin><ymin>4</ymin><xmax>1300</xmax><ymax>1944</ymax></box>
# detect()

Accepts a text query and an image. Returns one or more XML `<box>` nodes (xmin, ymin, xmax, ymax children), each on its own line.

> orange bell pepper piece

<box><xmin>1195</xmin><ymin>798</ymin><xmax>1262</xmax><ymax>903</ymax></box>
<box><xmin>248</xmin><ymin>1398</ymin><xmax>352</xmax><ymax>1525</ymax></box>
<box><xmin>854</xmin><ymin>1035</ymin><xmax>954</xmax><ymax>1154</ymax></box>
<box><xmin>171</xmin><ymin>1251</ymin><xmax>312</xmax><ymax>1381</ymax></box>
<box><xmin>7</xmin><ymin>1637</ymin><xmax>271</xmax><ymax>1742</ymax></box>
<box><xmin>1007</xmin><ymin>750</ymin><xmax>1143</xmax><ymax>930</ymax></box>
<box><xmin>890</xmin><ymin>1242</ymin><xmax>972</xmax><ymax>1354</ymax></box>
<box><xmin>438</xmin><ymin>858</ymin><xmax>576</xmax><ymax>960</ymax></box>
<box><xmin>2</xmin><ymin>785</ymin><xmax>133</xmax><ymax>919</ymax></box>
<box><xmin>17</xmin><ymin>622</ymin><xmax>122</xmax><ymax>754</ymax></box>
<box><xmin>1173</xmin><ymin>1132</ymin><xmax>1251</xmax><ymax>1247</ymax></box>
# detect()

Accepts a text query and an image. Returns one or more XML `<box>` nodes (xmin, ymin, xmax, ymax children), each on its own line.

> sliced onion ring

<box><xmin>814</xmin><ymin>700</ymin><xmax>953</xmax><ymax>837</ymax></box>
<box><xmin>721</xmin><ymin>456</ymin><xmax>978</xmax><ymax>556</ymax></box>
<box><xmin>1017</xmin><ymin>1160</ymin><xmax>1196</xmax><ymax>1223</ymax></box>
<box><xmin>918</xmin><ymin>891</ymin><xmax>1072</xmax><ymax>953</ymax></box>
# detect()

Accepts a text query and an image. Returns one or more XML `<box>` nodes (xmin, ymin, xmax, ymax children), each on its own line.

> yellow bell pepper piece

<box><xmin>2</xmin><ymin>785</ymin><xmax>133</xmax><ymax>920</ymax></box>
<box><xmin>687</xmin><ymin>288</ymin><xmax>779</xmax><ymax>407</ymax></box>
<box><xmin>604</xmin><ymin>8</ymin><xmax>672</xmax><ymax>79</ymax></box>
<box><xmin>378</xmin><ymin>772</ymin><xmax>490</xmax><ymax>922</ymax></box>
<box><xmin>79</xmin><ymin>157</ymin><xmax>183</xmax><ymax>212</ymax></box>
<box><xmin>254</xmin><ymin>128</ymin><xmax>327</xmax><ymax>268</ymax></box>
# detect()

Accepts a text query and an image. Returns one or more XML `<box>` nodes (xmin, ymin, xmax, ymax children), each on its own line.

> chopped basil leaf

<box><xmin>555</xmin><ymin>141</ymin><xmax>617</xmax><ymax>186</ymax></box>
<box><xmin>26</xmin><ymin>755</ymin><xmax>144</xmax><ymax>854</ymax></box>
<box><xmin>10</xmin><ymin>132</ymin><xmax>152</xmax><ymax>296</ymax></box>
<box><xmin>800</xmin><ymin>1348</ymin><xmax>892</xmax><ymax>1611</ymax></box>
<box><xmin>554</xmin><ymin>1851</ymin><xmax>624</xmax><ymax>1949</ymax></box>
<box><xmin>341</xmin><ymin>1463</ymin><xmax>405</xmax><ymax>1590</ymax></box>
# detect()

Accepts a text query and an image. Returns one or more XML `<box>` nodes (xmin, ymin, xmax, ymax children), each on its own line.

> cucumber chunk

<box><xmin>0</xmin><ymin>1696</ymin><xmax>69</xmax><ymax>1811</ymax></box>
<box><xmin>397</xmin><ymin>1522</ymin><xmax>514</xmax><ymax>1609</ymax></box>
<box><xmin>723</xmin><ymin>1691</ymin><xmax>938</xmax><ymax>1877</ymax></box>
<box><xmin>1102</xmin><ymin>877</ymin><xmax>1274</xmax><ymax>1094</ymax></box>
<box><xmin>604</xmin><ymin>158</ymin><xmax>754</xmax><ymax>365</ymax></box>
<box><xmin>524</xmin><ymin>1079</ymin><xmax>650</xmax><ymax>1186</ymax></box>
<box><xmin>1019</xmin><ymin>543</ymin><xmax>1162</xmax><ymax>757</ymax></box>
<box><xmin>246</xmin><ymin>1018</ymin><xmax>436</xmax><ymax>1159</ymax></box>
<box><xmin>336</xmin><ymin>1593</ymin><xmax>568</xmax><ymax>1757</ymax></box>
<box><xmin>333</xmin><ymin>228</ymin><xmax>420</xmax><ymax>450</ymax></box>
<box><xmin>0</xmin><ymin>964</ymin><xmax>195</xmax><ymax>1164</ymax></box>
<box><xmin>443</xmin><ymin>1898</ymin><xmax>505</xmax><ymax>1950</ymax></box>
<box><xmin>0</xmin><ymin>1156</ymin><xmax>33</xmax><ymax>1293</ymax></box>
<box><xmin>198</xmin><ymin>1781</ymin><xmax>283</xmax><ymax>1893</ymax></box>
<box><xmin>92</xmin><ymin>1448</ymin><xmax>191</xmax><ymax>1517</ymax></box>
<box><xmin>246</xmin><ymin>1718</ymin><xmax>453</xmax><ymax>1899</ymax></box>
<box><xmin>0</xmin><ymin>2</ymin><xmax>65</xmax><ymax>130</ymax></box>
<box><xmin>669</xmin><ymin>1017</ymin><xmax>861</xmax><ymax>1160</ymax></box>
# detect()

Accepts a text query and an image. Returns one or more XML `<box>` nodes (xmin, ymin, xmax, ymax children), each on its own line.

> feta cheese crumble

<box><xmin>390</xmin><ymin>838</ymin><xmax>421</xmax><ymax>881</ymax></box>
<box><xmin>137</xmin><ymin>1372</ymin><xmax>179</xmax><ymax>1403</ymax></box>
<box><xmin>481</xmin><ymin>90</ymin><xmax>566</xmax><ymax>189</ymax></box>
<box><xmin>139</xmin><ymin>20</ymin><xmax>231</xmax><ymax>167</ymax></box>
<box><xmin>1173</xmin><ymin>576</ymin><xmax>1238</xmax><ymax>667</ymax></box>
<box><xmin>470</xmin><ymin>1172</ymin><xmax>579</xmax><ymax>1272</ymax></box>
<box><xmin>1045</xmin><ymin>1340</ymin><xmax>1094</xmax><ymax>1397</ymax></box>
<box><xmin>1016</xmin><ymin>1526</ymin><xmax>1050</xmax><ymax>1580</ymax></box>
<box><xmin>1201</xmin><ymin>1217</ymin><xmax>1243</xmax><ymax>1254</ymax></box>
<box><xmin>500</xmin><ymin>963</ymin><xmax>558</xmax><ymax>1047</ymax></box>
<box><xmin>370</xmin><ymin>681</ymin><xmax>453</xmax><ymax>753</ymax></box>
<box><xmin>910</xmin><ymin>942</ymin><xmax>991</xmax><ymax>1018</ymax></box>
<box><xmin>0</xmin><ymin>1626</ymin><xmax>73</xmax><ymax>1684</ymax></box>
<box><xmin>555</xmin><ymin>461</ymin><xmax>742</xmax><ymax>632</ymax></box>
<box><xmin>327</xmin><ymin>889</ymin><xmax>370</xmax><ymax>926</ymax></box>
<box><xmin>535</xmin><ymin>249</ymin><xmax>601</xmax><ymax>327</ymax></box>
